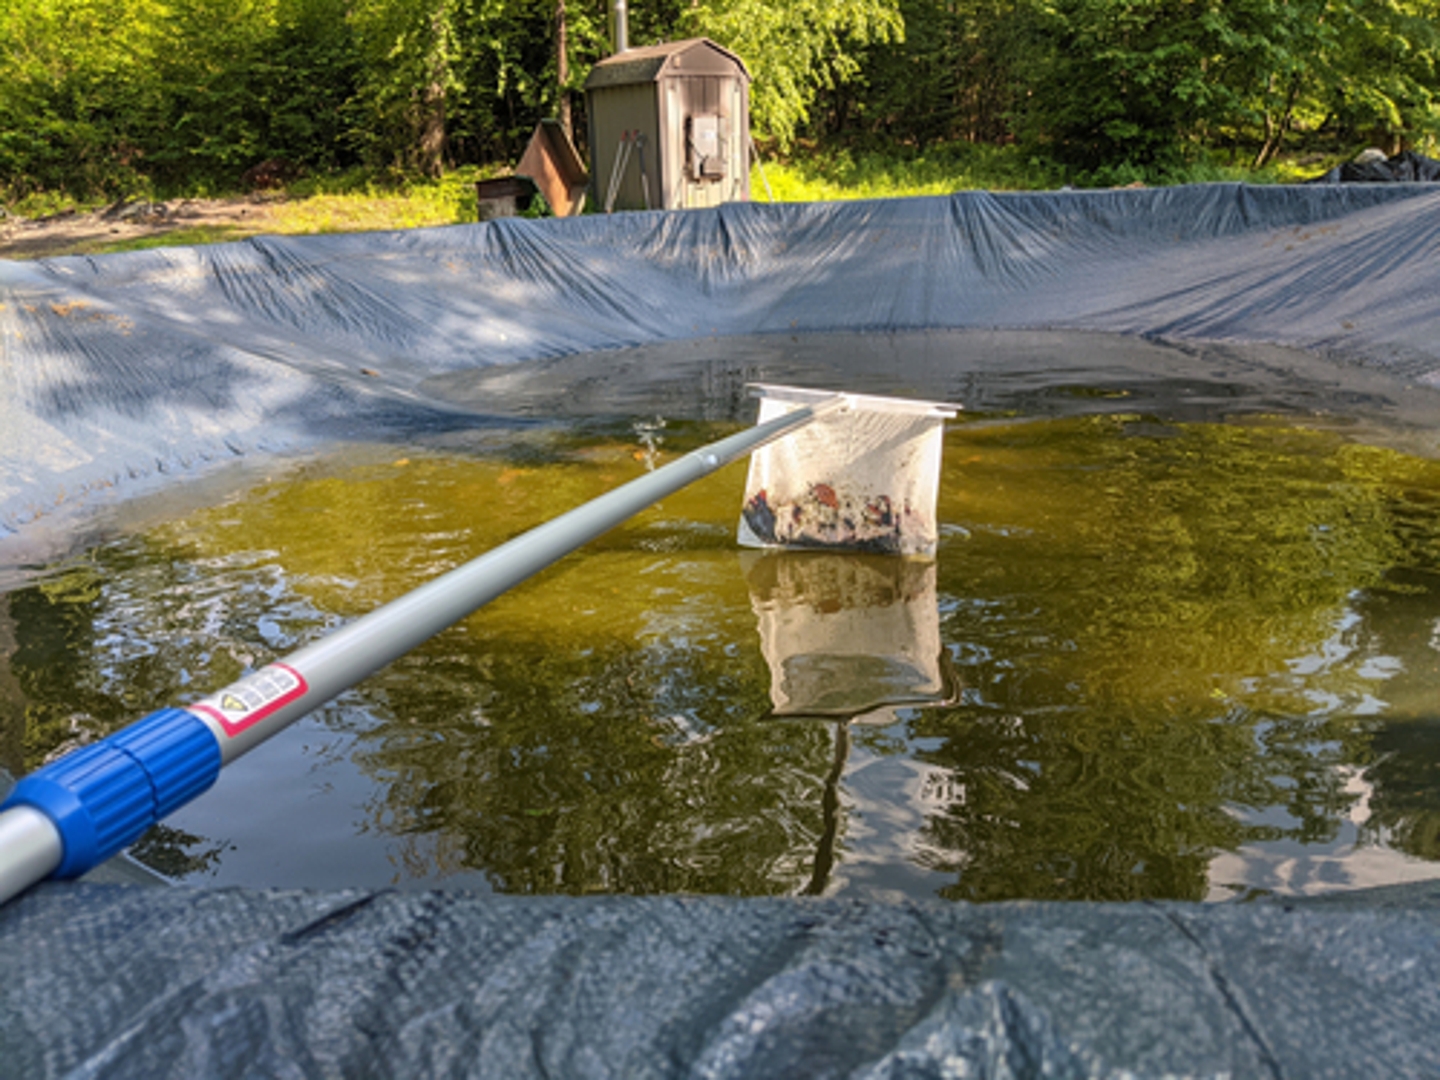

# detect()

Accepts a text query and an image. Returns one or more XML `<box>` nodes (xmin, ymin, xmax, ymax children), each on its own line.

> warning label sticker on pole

<box><xmin>187</xmin><ymin>664</ymin><xmax>309</xmax><ymax>736</ymax></box>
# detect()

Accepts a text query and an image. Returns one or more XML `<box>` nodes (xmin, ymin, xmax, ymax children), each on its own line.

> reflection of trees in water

<box><xmin>913</xmin><ymin>420</ymin><xmax>1440</xmax><ymax>901</ymax></box>
<box><xmin>913</xmin><ymin>707</ymin><xmax>1232</xmax><ymax>902</ymax></box>
<box><xmin>1342</xmin><ymin>568</ymin><xmax>1440</xmax><ymax>861</ymax></box>
<box><xmin>353</xmin><ymin>637</ymin><xmax>834</xmax><ymax>896</ymax></box>
<box><xmin>937</xmin><ymin>420</ymin><xmax>1412</xmax><ymax>708</ymax></box>
<box><xmin>1363</xmin><ymin>721</ymin><xmax>1440</xmax><ymax>861</ymax></box>
<box><xmin>2</xmin><ymin>535</ymin><xmax>334</xmax><ymax>878</ymax></box>
<box><xmin>6</xmin><ymin>566</ymin><xmax>113</xmax><ymax>770</ymax></box>
<box><xmin>910</xmin><ymin>701</ymin><xmax>1365</xmax><ymax>902</ymax></box>
<box><xmin>5</xmin><ymin>536</ymin><xmax>332</xmax><ymax>771</ymax></box>
<box><xmin>7</xmin><ymin>419</ymin><xmax>1440</xmax><ymax>901</ymax></box>
<box><xmin>129</xmin><ymin>823</ymin><xmax>231</xmax><ymax>878</ymax></box>
<box><xmin>803</xmin><ymin>723</ymin><xmax>850</xmax><ymax>896</ymax></box>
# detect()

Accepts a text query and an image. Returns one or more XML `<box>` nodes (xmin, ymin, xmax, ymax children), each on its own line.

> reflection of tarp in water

<box><xmin>745</xmin><ymin>552</ymin><xmax>952</xmax><ymax>717</ymax></box>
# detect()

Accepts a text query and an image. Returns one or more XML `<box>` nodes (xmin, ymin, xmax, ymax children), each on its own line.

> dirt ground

<box><xmin>0</xmin><ymin>197</ymin><xmax>282</xmax><ymax>261</ymax></box>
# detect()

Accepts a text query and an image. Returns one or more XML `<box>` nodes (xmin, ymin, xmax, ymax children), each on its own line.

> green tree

<box><xmin>446</xmin><ymin>0</ymin><xmax>607</xmax><ymax>164</ymax></box>
<box><xmin>680</xmin><ymin>0</ymin><xmax>904</xmax><ymax>148</ymax></box>
<box><xmin>257</xmin><ymin>0</ymin><xmax>364</xmax><ymax>173</ymax></box>
<box><xmin>1007</xmin><ymin>0</ymin><xmax>1440</xmax><ymax>176</ymax></box>
<box><xmin>1321</xmin><ymin>0</ymin><xmax>1440</xmax><ymax>152</ymax></box>
<box><xmin>150</xmin><ymin>0</ymin><xmax>279</xmax><ymax>183</ymax></box>
<box><xmin>0</xmin><ymin>0</ymin><xmax>362</xmax><ymax>198</ymax></box>
<box><xmin>854</xmin><ymin>0</ymin><xmax>1034</xmax><ymax>147</ymax></box>
<box><xmin>0</xmin><ymin>0</ymin><xmax>166</xmax><ymax>199</ymax></box>
<box><xmin>348</xmin><ymin>0</ymin><xmax>467</xmax><ymax>175</ymax></box>
<box><xmin>1014</xmin><ymin>0</ymin><xmax>1240</xmax><ymax>175</ymax></box>
<box><xmin>1198</xmin><ymin>0</ymin><xmax>1440</xmax><ymax>167</ymax></box>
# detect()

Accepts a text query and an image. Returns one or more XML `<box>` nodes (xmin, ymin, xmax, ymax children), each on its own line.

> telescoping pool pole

<box><xmin>0</xmin><ymin>392</ymin><xmax>850</xmax><ymax>906</ymax></box>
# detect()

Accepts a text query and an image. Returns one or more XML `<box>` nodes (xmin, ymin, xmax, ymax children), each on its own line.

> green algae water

<box><xmin>6</xmin><ymin>408</ymin><xmax>1440</xmax><ymax>903</ymax></box>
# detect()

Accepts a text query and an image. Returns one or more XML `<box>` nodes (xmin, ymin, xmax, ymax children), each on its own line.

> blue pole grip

<box><xmin>0</xmin><ymin>708</ymin><xmax>221</xmax><ymax>878</ymax></box>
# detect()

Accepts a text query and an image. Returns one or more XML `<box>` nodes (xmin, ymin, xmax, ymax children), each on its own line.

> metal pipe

<box><xmin>610</xmin><ymin>0</ymin><xmax>628</xmax><ymax>54</ymax></box>
<box><xmin>207</xmin><ymin>394</ymin><xmax>845</xmax><ymax>764</ymax></box>
<box><xmin>0</xmin><ymin>393</ymin><xmax>848</xmax><ymax>905</ymax></box>
<box><xmin>0</xmin><ymin>807</ymin><xmax>62</xmax><ymax>905</ymax></box>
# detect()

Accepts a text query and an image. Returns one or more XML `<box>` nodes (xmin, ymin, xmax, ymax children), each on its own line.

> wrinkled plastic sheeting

<box><xmin>3</xmin><ymin>881</ymin><xmax>1440</xmax><ymax>1078</ymax></box>
<box><xmin>5</xmin><ymin>183</ymin><xmax>1440</xmax><ymax>535</ymax></box>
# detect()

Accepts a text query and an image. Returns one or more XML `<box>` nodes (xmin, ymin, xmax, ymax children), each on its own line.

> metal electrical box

<box><xmin>688</xmin><ymin>115</ymin><xmax>724</xmax><ymax>179</ymax></box>
<box><xmin>584</xmin><ymin>38</ymin><xmax>751</xmax><ymax>212</ymax></box>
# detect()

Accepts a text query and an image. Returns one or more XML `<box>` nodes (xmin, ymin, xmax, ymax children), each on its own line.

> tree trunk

<box><xmin>420</xmin><ymin>81</ymin><xmax>446</xmax><ymax>178</ymax></box>
<box><xmin>1253</xmin><ymin>114</ymin><xmax>1277</xmax><ymax>169</ymax></box>
<box><xmin>418</xmin><ymin>2</ymin><xmax>449</xmax><ymax>178</ymax></box>
<box><xmin>557</xmin><ymin>0</ymin><xmax>572</xmax><ymax>141</ymax></box>
<box><xmin>1253</xmin><ymin>76</ymin><xmax>1300</xmax><ymax>170</ymax></box>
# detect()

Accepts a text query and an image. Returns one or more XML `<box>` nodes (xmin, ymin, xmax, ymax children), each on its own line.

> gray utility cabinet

<box><xmin>585</xmin><ymin>38</ymin><xmax>751</xmax><ymax>212</ymax></box>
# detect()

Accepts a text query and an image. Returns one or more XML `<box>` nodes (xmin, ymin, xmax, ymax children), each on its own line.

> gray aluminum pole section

<box><xmin>196</xmin><ymin>394</ymin><xmax>848</xmax><ymax>763</ymax></box>
<box><xmin>0</xmin><ymin>807</ymin><xmax>62</xmax><ymax>905</ymax></box>
<box><xmin>0</xmin><ymin>395</ymin><xmax>846</xmax><ymax>905</ymax></box>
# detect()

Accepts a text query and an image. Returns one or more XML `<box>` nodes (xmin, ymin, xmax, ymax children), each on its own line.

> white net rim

<box><xmin>747</xmin><ymin>383</ymin><xmax>959</xmax><ymax>420</ymax></box>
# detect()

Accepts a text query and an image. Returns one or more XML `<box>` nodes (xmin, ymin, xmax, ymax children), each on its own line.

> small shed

<box><xmin>584</xmin><ymin>38</ymin><xmax>751</xmax><ymax>212</ymax></box>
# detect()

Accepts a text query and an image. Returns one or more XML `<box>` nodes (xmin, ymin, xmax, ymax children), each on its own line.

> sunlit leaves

<box><xmin>679</xmin><ymin>0</ymin><xmax>904</xmax><ymax>148</ymax></box>
<box><xmin>0</xmin><ymin>0</ymin><xmax>167</xmax><ymax>197</ymax></box>
<box><xmin>4</xmin><ymin>0</ymin><xmax>1440</xmax><ymax>195</ymax></box>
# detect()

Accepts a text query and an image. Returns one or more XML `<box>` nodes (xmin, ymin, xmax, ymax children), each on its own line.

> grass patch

<box><xmin>749</xmin><ymin>142</ymin><xmax>1065</xmax><ymax>202</ymax></box>
<box><xmin>267</xmin><ymin>192</ymin><xmax>462</xmax><ymax>234</ymax></box>
<box><xmin>745</xmin><ymin>143</ymin><xmax>1347</xmax><ymax>202</ymax></box>
<box><xmin>70</xmin><ymin>225</ymin><xmax>255</xmax><ymax>255</ymax></box>
<box><xmin>279</xmin><ymin>165</ymin><xmax>490</xmax><ymax>228</ymax></box>
<box><xmin>7</xmin><ymin>192</ymin><xmax>112</xmax><ymax>220</ymax></box>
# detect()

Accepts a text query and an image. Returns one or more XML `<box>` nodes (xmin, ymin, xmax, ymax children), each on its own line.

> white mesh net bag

<box><xmin>737</xmin><ymin>384</ymin><xmax>958</xmax><ymax>558</ymax></box>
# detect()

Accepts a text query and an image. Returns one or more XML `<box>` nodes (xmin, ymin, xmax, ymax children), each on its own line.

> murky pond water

<box><xmin>6</xmin><ymin>333</ymin><xmax>1440</xmax><ymax>903</ymax></box>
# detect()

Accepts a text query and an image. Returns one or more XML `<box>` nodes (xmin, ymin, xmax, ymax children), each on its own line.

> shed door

<box><xmin>672</xmin><ymin>76</ymin><xmax>729</xmax><ymax>209</ymax></box>
<box><xmin>591</xmin><ymin>85</ymin><xmax>659</xmax><ymax>212</ymax></box>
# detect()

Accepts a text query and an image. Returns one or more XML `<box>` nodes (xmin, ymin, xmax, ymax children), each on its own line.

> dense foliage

<box><xmin>2</xmin><ymin>0</ymin><xmax>1439</xmax><ymax>201</ymax></box>
<box><xmin>856</xmin><ymin>0</ymin><xmax>1440</xmax><ymax>180</ymax></box>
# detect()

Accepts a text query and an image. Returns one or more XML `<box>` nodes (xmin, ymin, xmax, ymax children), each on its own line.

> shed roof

<box><xmin>584</xmin><ymin>38</ymin><xmax>750</xmax><ymax>91</ymax></box>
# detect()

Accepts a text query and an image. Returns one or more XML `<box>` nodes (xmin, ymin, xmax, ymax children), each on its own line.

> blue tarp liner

<box><xmin>6</xmin><ymin>184</ymin><xmax>1440</xmax><ymax>1075</ymax></box>
<box><xmin>5</xmin><ymin>880</ymin><xmax>1440</xmax><ymax>1078</ymax></box>
<box><xmin>5</xmin><ymin>183</ymin><xmax>1440</xmax><ymax>536</ymax></box>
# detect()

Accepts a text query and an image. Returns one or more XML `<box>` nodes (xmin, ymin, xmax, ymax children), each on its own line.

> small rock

<box><xmin>104</xmin><ymin>199</ymin><xmax>170</xmax><ymax>223</ymax></box>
